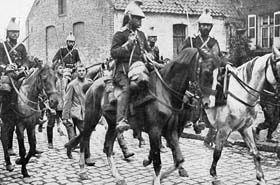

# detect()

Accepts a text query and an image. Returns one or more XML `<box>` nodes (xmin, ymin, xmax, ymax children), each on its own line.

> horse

<box><xmin>0</xmin><ymin>63</ymin><xmax>58</xmax><ymax>178</ymax></box>
<box><xmin>65</xmin><ymin>48</ymin><xmax>224</xmax><ymax>185</ymax></box>
<box><xmin>200</xmin><ymin>47</ymin><xmax>280</xmax><ymax>185</ymax></box>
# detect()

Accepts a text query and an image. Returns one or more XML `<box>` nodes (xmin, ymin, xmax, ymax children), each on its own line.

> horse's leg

<box><xmin>161</xmin><ymin>123</ymin><xmax>185</xmax><ymax>180</ymax></box>
<box><xmin>148</xmin><ymin>129</ymin><xmax>162</xmax><ymax>185</ymax></box>
<box><xmin>239</xmin><ymin>126</ymin><xmax>266</xmax><ymax>185</ymax></box>
<box><xmin>210</xmin><ymin>127</ymin><xmax>231</xmax><ymax>180</ymax></box>
<box><xmin>79</xmin><ymin>128</ymin><xmax>95</xmax><ymax>180</ymax></box>
<box><xmin>15</xmin><ymin>124</ymin><xmax>29</xmax><ymax>177</ymax></box>
<box><xmin>21</xmin><ymin>126</ymin><xmax>37</xmax><ymax>177</ymax></box>
<box><xmin>1</xmin><ymin>122</ymin><xmax>14</xmax><ymax>171</ymax></box>
<box><xmin>104</xmin><ymin>117</ymin><xmax>126</xmax><ymax>185</ymax></box>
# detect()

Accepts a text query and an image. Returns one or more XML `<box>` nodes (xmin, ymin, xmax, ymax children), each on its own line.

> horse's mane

<box><xmin>159</xmin><ymin>48</ymin><xmax>198</xmax><ymax>77</ymax></box>
<box><xmin>236</xmin><ymin>54</ymin><xmax>271</xmax><ymax>83</ymax></box>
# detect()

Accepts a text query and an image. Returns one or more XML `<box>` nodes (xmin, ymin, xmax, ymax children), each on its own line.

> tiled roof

<box><xmin>113</xmin><ymin>0</ymin><xmax>240</xmax><ymax>18</ymax></box>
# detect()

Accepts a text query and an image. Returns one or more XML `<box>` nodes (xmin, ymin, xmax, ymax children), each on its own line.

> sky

<box><xmin>0</xmin><ymin>0</ymin><xmax>34</xmax><ymax>40</ymax></box>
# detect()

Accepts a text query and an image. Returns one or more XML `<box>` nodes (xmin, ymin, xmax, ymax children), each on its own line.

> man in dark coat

<box><xmin>0</xmin><ymin>17</ymin><xmax>31</xmax><ymax>156</ymax></box>
<box><xmin>110</xmin><ymin>3</ymin><xmax>151</xmax><ymax>132</ymax></box>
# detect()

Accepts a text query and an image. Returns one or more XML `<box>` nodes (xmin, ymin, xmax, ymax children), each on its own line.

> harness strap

<box><xmin>227</xmin><ymin>91</ymin><xmax>256</xmax><ymax>107</ymax></box>
<box><xmin>8</xmin><ymin>76</ymin><xmax>41</xmax><ymax>113</ymax></box>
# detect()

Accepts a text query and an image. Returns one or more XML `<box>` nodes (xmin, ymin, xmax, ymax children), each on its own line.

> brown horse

<box><xmin>68</xmin><ymin>48</ymin><xmax>224</xmax><ymax>185</ymax></box>
<box><xmin>0</xmin><ymin>63</ymin><xmax>58</xmax><ymax>177</ymax></box>
<box><xmin>200</xmin><ymin>48</ymin><xmax>280</xmax><ymax>185</ymax></box>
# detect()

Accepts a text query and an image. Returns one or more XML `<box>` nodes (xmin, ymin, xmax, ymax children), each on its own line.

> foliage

<box><xmin>229</xmin><ymin>35</ymin><xmax>253</xmax><ymax>67</ymax></box>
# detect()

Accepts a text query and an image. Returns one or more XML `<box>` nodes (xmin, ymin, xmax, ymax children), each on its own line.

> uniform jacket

<box><xmin>62</xmin><ymin>77</ymin><xmax>92</xmax><ymax>120</ymax></box>
<box><xmin>0</xmin><ymin>41</ymin><xmax>28</xmax><ymax>68</ymax></box>
<box><xmin>111</xmin><ymin>28</ymin><xmax>151</xmax><ymax>73</ymax></box>
<box><xmin>150</xmin><ymin>45</ymin><xmax>160</xmax><ymax>63</ymax></box>
<box><xmin>181</xmin><ymin>35</ymin><xmax>221</xmax><ymax>56</ymax></box>
<box><xmin>52</xmin><ymin>47</ymin><xmax>81</xmax><ymax>69</ymax></box>
<box><xmin>55</xmin><ymin>74</ymin><xmax>67</xmax><ymax>111</ymax></box>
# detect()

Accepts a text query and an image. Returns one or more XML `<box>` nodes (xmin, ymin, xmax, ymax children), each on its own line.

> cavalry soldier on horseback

<box><xmin>111</xmin><ymin>2</ymin><xmax>151</xmax><ymax>132</ymax></box>
<box><xmin>181</xmin><ymin>9</ymin><xmax>221</xmax><ymax>56</ymax></box>
<box><xmin>181</xmin><ymin>9</ymin><xmax>221</xmax><ymax>147</ymax></box>
<box><xmin>0</xmin><ymin>17</ymin><xmax>31</xmax><ymax>156</ymax></box>
<box><xmin>52</xmin><ymin>32</ymin><xmax>81</xmax><ymax>84</ymax></box>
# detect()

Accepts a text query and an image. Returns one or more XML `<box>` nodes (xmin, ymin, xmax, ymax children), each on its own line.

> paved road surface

<box><xmin>1</xmin><ymin>124</ymin><xmax>280</xmax><ymax>185</ymax></box>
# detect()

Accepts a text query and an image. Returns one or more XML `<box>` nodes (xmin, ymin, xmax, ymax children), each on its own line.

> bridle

<box><xmin>148</xmin><ymin>51</ymin><xmax>211</xmax><ymax>112</ymax></box>
<box><xmin>227</xmin><ymin>55</ymin><xmax>280</xmax><ymax>107</ymax></box>
<box><xmin>9</xmin><ymin>68</ymin><xmax>57</xmax><ymax>117</ymax></box>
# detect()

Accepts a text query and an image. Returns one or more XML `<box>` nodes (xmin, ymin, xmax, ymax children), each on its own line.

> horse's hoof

<box><xmin>212</xmin><ymin>179</ymin><xmax>221</xmax><ymax>185</ymax></box>
<box><xmin>15</xmin><ymin>158</ymin><xmax>23</xmax><ymax>165</ymax></box>
<box><xmin>85</xmin><ymin>158</ymin><xmax>95</xmax><ymax>166</ymax></box>
<box><xmin>79</xmin><ymin>172</ymin><xmax>89</xmax><ymax>180</ymax></box>
<box><xmin>116</xmin><ymin>179</ymin><xmax>126</xmax><ymax>185</ymax></box>
<box><xmin>257</xmin><ymin>179</ymin><xmax>267</xmax><ymax>185</ymax></box>
<box><xmin>6</xmin><ymin>164</ymin><xmax>14</xmax><ymax>171</ymax></box>
<box><xmin>204</xmin><ymin>141</ymin><xmax>214</xmax><ymax>150</ymax></box>
<box><xmin>23</xmin><ymin>172</ymin><xmax>31</xmax><ymax>178</ymax></box>
<box><xmin>178</xmin><ymin>168</ymin><xmax>189</xmax><ymax>177</ymax></box>
<box><xmin>143</xmin><ymin>159</ymin><xmax>152</xmax><ymax>167</ymax></box>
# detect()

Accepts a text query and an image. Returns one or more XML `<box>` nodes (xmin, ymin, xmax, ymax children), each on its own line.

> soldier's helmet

<box><xmin>125</xmin><ymin>1</ymin><xmax>145</xmax><ymax>18</ymax></box>
<box><xmin>7</xmin><ymin>17</ymin><xmax>20</xmax><ymax>31</ymax></box>
<box><xmin>66</xmin><ymin>32</ymin><xmax>75</xmax><ymax>42</ymax></box>
<box><xmin>198</xmin><ymin>9</ymin><xmax>213</xmax><ymax>25</ymax></box>
<box><xmin>147</xmin><ymin>27</ymin><xmax>157</xmax><ymax>42</ymax></box>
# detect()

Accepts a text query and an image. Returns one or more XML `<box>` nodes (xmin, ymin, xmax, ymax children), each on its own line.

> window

<box><xmin>58</xmin><ymin>0</ymin><xmax>67</xmax><ymax>16</ymax></box>
<box><xmin>261</xmin><ymin>15</ymin><xmax>274</xmax><ymax>48</ymax></box>
<box><xmin>248</xmin><ymin>15</ymin><xmax>256</xmax><ymax>38</ymax></box>
<box><xmin>275</xmin><ymin>12</ymin><xmax>280</xmax><ymax>37</ymax></box>
<box><xmin>46</xmin><ymin>26</ymin><xmax>58</xmax><ymax>63</ymax></box>
<box><xmin>73</xmin><ymin>22</ymin><xmax>85</xmax><ymax>46</ymax></box>
<box><xmin>173</xmin><ymin>24</ymin><xmax>187</xmax><ymax>57</ymax></box>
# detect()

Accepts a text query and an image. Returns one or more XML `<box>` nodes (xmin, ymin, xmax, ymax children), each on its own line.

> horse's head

<box><xmin>36</xmin><ymin>63</ymin><xmax>58</xmax><ymax>109</ymax></box>
<box><xmin>197</xmin><ymin>48</ymin><xmax>225</xmax><ymax>108</ymax></box>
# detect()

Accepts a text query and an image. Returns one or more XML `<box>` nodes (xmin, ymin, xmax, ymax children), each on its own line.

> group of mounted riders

<box><xmin>0</xmin><ymin>0</ymin><xmax>279</xmax><ymax>179</ymax></box>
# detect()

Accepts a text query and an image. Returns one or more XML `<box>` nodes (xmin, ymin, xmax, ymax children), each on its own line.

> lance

<box><xmin>174</xmin><ymin>0</ymin><xmax>193</xmax><ymax>48</ymax></box>
<box><xmin>1</xmin><ymin>40</ymin><xmax>13</xmax><ymax>65</ymax></box>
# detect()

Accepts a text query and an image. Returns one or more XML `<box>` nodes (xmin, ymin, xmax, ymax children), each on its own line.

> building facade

<box><xmin>240</xmin><ymin>0</ymin><xmax>280</xmax><ymax>53</ymax></box>
<box><xmin>26</xmin><ymin>0</ymin><xmax>242</xmax><ymax>65</ymax></box>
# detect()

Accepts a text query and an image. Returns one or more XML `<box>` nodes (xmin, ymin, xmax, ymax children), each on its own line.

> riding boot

<box><xmin>117</xmin><ymin>133</ymin><xmax>134</xmax><ymax>159</ymax></box>
<box><xmin>116</xmin><ymin>89</ymin><xmax>130</xmax><ymax>132</ymax></box>
<box><xmin>47</xmin><ymin>127</ymin><xmax>53</xmax><ymax>149</ymax></box>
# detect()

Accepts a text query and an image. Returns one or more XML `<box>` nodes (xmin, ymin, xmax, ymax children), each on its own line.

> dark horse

<box><xmin>68</xmin><ymin>48</ymin><xmax>224</xmax><ymax>185</ymax></box>
<box><xmin>0</xmin><ymin>63</ymin><xmax>58</xmax><ymax>177</ymax></box>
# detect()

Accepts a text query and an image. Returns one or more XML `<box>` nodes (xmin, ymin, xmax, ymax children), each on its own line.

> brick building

<box><xmin>26</xmin><ymin>0</ymin><xmax>243</xmax><ymax>65</ymax></box>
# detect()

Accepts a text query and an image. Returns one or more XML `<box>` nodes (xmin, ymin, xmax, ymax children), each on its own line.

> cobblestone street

<box><xmin>1</xmin><ymin>124</ymin><xmax>280</xmax><ymax>185</ymax></box>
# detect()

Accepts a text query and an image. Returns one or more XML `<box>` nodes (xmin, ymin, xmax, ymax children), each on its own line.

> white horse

<box><xmin>200</xmin><ymin>47</ymin><xmax>280</xmax><ymax>185</ymax></box>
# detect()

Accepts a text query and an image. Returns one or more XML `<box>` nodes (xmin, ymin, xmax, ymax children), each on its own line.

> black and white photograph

<box><xmin>0</xmin><ymin>0</ymin><xmax>280</xmax><ymax>184</ymax></box>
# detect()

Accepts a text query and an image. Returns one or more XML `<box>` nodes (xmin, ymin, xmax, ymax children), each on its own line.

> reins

<box><xmin>227</xmin><ymin>55</ymin><xmax>280</xmax><ymax>107</ymax></box>
<box><xmin>146</xmin><ymin>52</ymin><xmax>200</xmax><ymax>113</ymax></box>
<box><xmin>8</xmin><ymin>76</ymin><xmax>41</xmax><ymax>113</ymax></box>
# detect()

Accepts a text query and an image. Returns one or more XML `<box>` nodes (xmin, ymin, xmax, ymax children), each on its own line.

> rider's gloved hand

<box><xmin>6</xmin><ymin>63</ymin><xmax>17</xmax><ymax>72</ymax></box>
